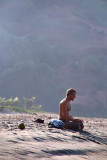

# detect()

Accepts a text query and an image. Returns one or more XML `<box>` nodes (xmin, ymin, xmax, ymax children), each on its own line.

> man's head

<box><xmin>66</xmin><ymin>88</ymin><xmax>76</xmax><ymax>101</ymax></box>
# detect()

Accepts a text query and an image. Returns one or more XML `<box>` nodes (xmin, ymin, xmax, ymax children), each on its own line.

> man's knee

<box><xmin>80</xmin><ymin>122</ymin><xmax>84</xmax><ymax>130</ymax></box>
<box><xmin>77</xmin><ymin>122</ymin><xmax>84</xmax><ymax>131</ymax></box>
<box><xmin>71</xmin><ymin>122</ymin><xmax>84</xmax><ymax>131</ymax></box>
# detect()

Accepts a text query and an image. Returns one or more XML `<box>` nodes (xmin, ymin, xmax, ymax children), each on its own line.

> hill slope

<box><xmin>0</xmin><ymin>0</ymin><xmax>107</xmax><ymax>117</ymax></box>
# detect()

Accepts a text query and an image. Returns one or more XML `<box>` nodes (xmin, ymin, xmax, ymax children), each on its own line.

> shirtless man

<box><xmin>59</xmin><ymin>88</ymin><xmax>84</xmax><ymax>131</ymax></box>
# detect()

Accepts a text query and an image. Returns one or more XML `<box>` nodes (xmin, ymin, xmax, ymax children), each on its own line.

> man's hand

<box><xmin>73</xmin><ymin>119</ymin><xmax>83</xmax><ymax>123</ymax></box>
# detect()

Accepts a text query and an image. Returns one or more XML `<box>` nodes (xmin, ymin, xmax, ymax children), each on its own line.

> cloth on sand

<box><xmin>48</xmin><ymin>119</ymin><xmax>64</xmax><ymax>129</ymax></box>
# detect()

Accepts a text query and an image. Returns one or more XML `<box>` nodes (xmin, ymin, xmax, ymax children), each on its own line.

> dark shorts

<box><xmin>60</xmin><ymin>119</ymin><xmax>84</xmax><ymax>131</ymax></box>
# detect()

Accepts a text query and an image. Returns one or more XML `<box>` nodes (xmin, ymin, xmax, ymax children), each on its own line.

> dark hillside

<box><xmin>0</xmin><ymin>0</ymin><xmax>107</xmax><ymax>117</ymax></box>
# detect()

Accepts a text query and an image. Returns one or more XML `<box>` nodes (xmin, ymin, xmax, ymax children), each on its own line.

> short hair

<box><xmin>66</xmin><ymin>88</ymin><xmax>76</xmax><ymax>96</ymax></box>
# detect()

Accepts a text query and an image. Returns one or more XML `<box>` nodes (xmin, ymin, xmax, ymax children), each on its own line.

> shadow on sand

<box><xmin>73</xmin><ymin>130</ymin><xmax>107</xmax><ymax>145</ymax></box>
<box><xmin>42</xmin><ymin>148</ymin><xmax>95</xmax><ymax>156</ymax></box>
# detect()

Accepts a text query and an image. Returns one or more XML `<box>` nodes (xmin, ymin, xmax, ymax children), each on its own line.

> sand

<box><xmin>0</xmin><ymin>113</ymin><xmax>107</xmax><ymax>160</ymax></box>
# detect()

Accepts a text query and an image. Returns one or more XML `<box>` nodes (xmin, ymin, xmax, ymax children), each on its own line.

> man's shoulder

<box><xmin>60</xmin><ymin>98</ymin><xmax>66</xmax><ymax>105</ymax></box>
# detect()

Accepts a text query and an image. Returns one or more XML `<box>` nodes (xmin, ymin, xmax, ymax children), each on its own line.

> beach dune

<box><xmin>0</xmin><ymin>113</ymin><xmax>107</xmax><ymax>160</ymax></box>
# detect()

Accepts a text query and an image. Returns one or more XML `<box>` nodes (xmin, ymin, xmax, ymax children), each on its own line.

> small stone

<box><xmin>18</xmin><ymin>123</ymin><xmax>25</xmax><ymax>130</ymax></box>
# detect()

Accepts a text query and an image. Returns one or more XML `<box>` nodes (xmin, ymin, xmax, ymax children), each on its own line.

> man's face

<box><xmin>70</xmin><ymin>92</ymin><xmax>76</xmax><ymax>101</ymax></box>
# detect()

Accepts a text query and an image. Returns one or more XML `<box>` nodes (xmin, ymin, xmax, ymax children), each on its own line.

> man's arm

<box><xmin>72</xmin><ymin>118</ymin><xmax>83</xmax><ymax>122</ymax></box>
<box><xmin>67</xmin><ymin>114</ymin><xmax>83</xmax><ymax>122</ymax></box>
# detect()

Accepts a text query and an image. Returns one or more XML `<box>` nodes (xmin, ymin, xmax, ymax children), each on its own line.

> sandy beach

<box><xmin>0</xmin><ymin>113</ymin><xmax>107</xmax><ymax>160</ymax></box>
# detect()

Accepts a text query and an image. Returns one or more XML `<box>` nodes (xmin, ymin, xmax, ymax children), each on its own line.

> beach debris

<box><xmin>48</xmin><ymin>116</ymin><xmax>51</xmax><ymax>119</ymax></box>
<box><xmin>18</xmin><ymin>123</ymin><xmax>25</xmax><ymax>130</ymax></box>
<box><xmin>33</xmin><ymin>118</ymin><xmax>44</xmax><ymax>123</ymax></box>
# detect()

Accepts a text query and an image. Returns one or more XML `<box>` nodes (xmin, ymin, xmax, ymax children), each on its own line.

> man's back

<box><xmin>59</xmin><ymin>98</ymin><xmax>71</xmax><ymax>120</ymax></box>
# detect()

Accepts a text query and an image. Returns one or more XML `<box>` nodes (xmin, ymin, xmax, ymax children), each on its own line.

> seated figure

<box><xmin>59</xmin><ymin>88</ymin><xmax>84</xmax><ymax>131</ymax></box>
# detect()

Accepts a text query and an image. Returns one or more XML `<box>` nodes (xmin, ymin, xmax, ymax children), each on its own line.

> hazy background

<box><xmin>0</xmin><ymin>0</ymin><xmax>107</xmax><ymax>118</ymax></box>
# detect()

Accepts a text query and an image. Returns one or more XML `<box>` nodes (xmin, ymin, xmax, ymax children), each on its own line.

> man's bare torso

<box><xmin>59</xmin><ymin>98</ymin><xmax>71</xmax><ymax>120</ymax></box>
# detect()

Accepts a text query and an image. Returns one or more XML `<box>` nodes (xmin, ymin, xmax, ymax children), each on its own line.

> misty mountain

<box><xmin>0</xmin><ymin>0</ymin><xmax>107</xmax><ymax>117</ymax></box>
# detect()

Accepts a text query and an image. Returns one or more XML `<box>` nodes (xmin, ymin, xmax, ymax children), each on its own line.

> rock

<box><xmin>18</xmin><ymin>123</ymin><xmax>25</xmax><ymax>130</ymax></box>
